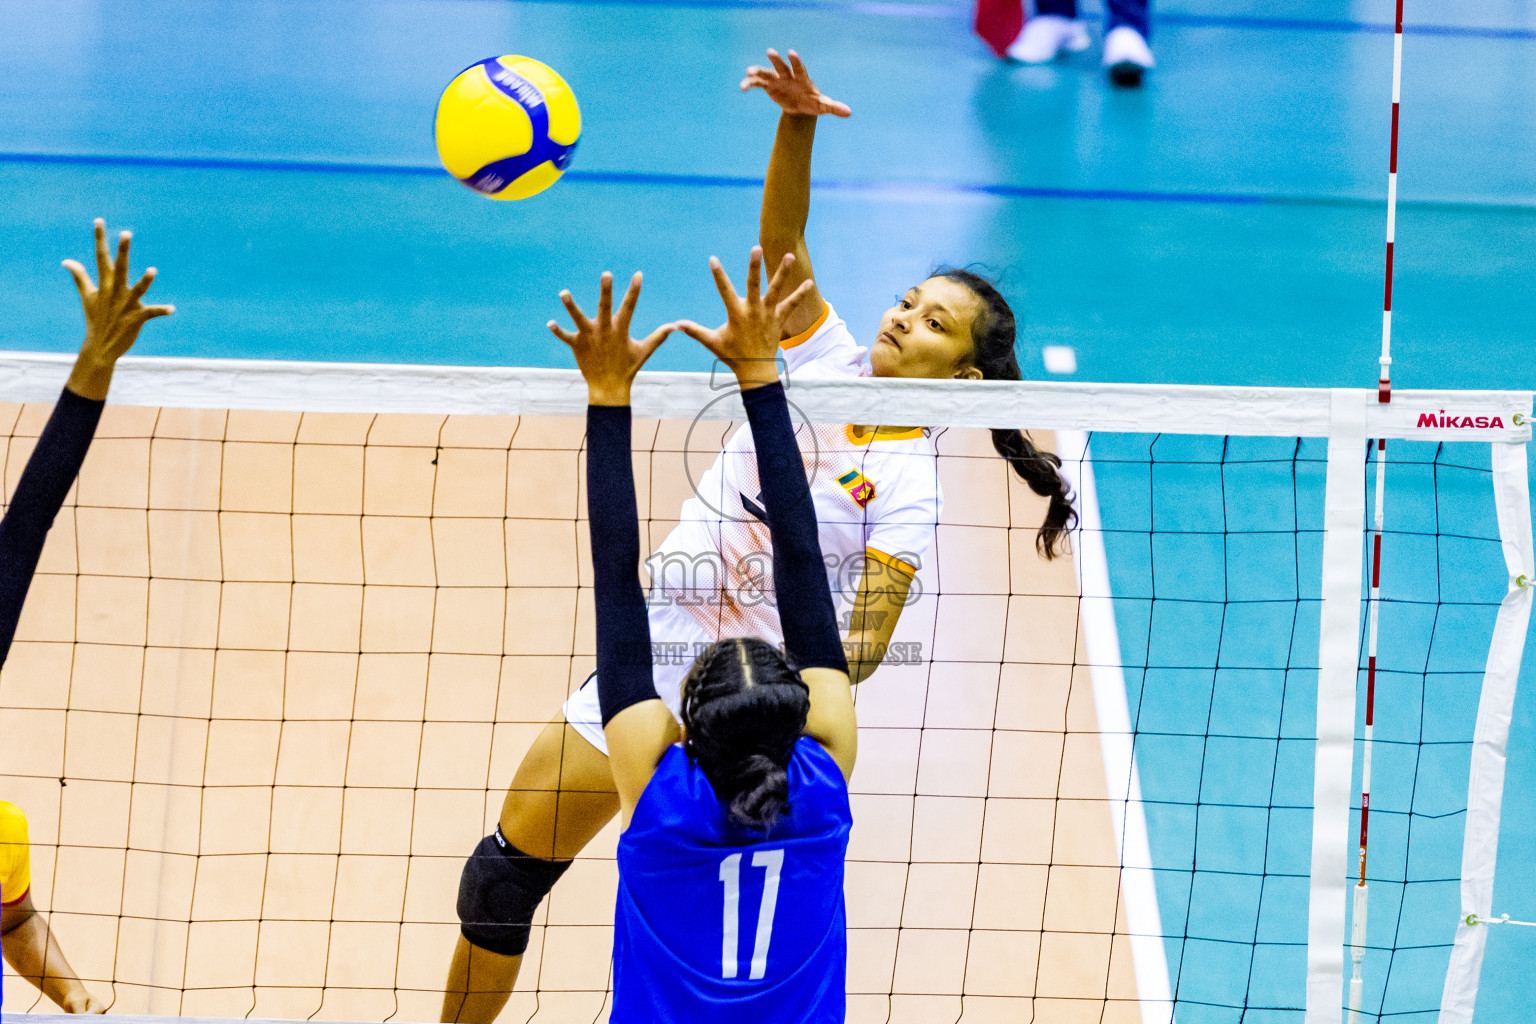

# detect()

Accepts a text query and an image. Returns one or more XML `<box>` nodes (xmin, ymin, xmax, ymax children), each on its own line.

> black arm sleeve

<box><xmin>0</xmin><ymin>388</ymin><xmax>104</xmax><ymax>667</ymax></box>
<box><xmin>740</xmin><ymin>383</ymin><xmax>849</xmax><ymax>674</ymax></box>
<box><xmin>587</xmin><ymin>404</ymin><xmax>658</xmax><ymax>726</ymax></box>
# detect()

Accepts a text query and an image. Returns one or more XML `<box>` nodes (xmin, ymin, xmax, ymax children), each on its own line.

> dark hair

<box><xmin>934</xmin><ymin>267</ymin><xmax>1078</xmax><ymax>559</ymax></box>
<box><xmin>680</xmin><ymin>637</ymin><xmax>811</xmax><ymax>832</ymax></box>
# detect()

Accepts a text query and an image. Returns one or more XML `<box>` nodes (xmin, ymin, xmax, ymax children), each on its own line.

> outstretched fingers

<box><xmin>706</xmin><ymin>256</ymin><xmax>740</xmax><ymax>309</ymax></box>
<box><xmin>741</xmin><ymin>64</ymin><xmax>777</xmax><ymax>91</ymax></box>
<box><xmin>132</xmin><ymin>304</ymin><xmax>175</xmax><ymax>324</ymax></box>
<box><xmin>61</xmin><ymin>260</ymin><xmax>93</xmax><ymax>302</ymax></box>
<box><xmin>559</xmin><ymin>290</ymin><xmax>592</xmax><ymax>332</ymax></box>
<box><xmin>113</xmin><ymin>231</ymin><xmax>132</xmax><ymax>293</ymax></box>
<box><xmin>745</xmin><ymin>247</ymin><xmax>763</xmax><ymax>307</ymax></box>
<box><xmin>766</xmin><ymin>49</ymin><xmax>794</xmax><ymax>80</ymax></box>
<box><xmin>547</xmin><ymin>319</ymin><xmax>578</xmax><ymax>346</ymax></box>
<box><xmin>615</xmin><ymin>272</ymin><xmax>643</xmax><ymax>333</ymax></box>
<box><xmin>127</xmin><ymin>268</ymin><xmax>158</xmax><ymax>304</ymax></box>
<box><xmin>597</xmin><ymin>272</ymin><xmax>614</xmax><ymax>327</ymax></box>
<box><xmin>820</xmin><ymin>95</ymin><xmax>853</xmax><ymax>117</ymax></box>
<box><xmin>674</xmin><ymin>319</ymin><xmax>723</xmax><ymax>349</ymax></box>
<box><xmin>761</xmin><ymin>252</ymin><xmax>798</xmax><ymax>307</ymax></box>
<box><xmin>636</xmin><ymin>322</ymin><xmax>674</xmax><ymax>362</ymax></box>
<box><xmin>93</xmin><ymin>219</ymin><xmax>111</xmax><ymax>284</ymax></box>
<box><xmin>786</xmin><ymin>50</ymin><xmax>851</xmax><ymax>116</ymax></box>
<box><xmin>774</xmin><ymin>279</ymin><xmax>817</xmax><ymax>322</ymax></box>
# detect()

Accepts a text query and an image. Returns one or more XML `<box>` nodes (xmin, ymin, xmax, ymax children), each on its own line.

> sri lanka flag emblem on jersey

<box><xmin>838</xmin><ymin>469</ymin><xmax>876</xmax><ymax>508</ymax></box>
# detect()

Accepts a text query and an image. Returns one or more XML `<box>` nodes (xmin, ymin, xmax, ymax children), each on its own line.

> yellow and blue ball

<box><xmin>434</xmin><ymin>56</ymin><xmax>581</xmax><ymax>201</ymax></box>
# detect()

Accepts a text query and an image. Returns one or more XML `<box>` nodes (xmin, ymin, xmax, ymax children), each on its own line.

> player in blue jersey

<box><xmin>551</xmin><ymin>248</ymin><xmax>855</xmax><ymax>1021</ymax></box>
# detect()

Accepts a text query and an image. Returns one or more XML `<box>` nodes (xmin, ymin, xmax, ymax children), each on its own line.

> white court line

<box><xmin>1059</xmin><ymin>429</ymin><xmax>1176</xmax><ymax>1024</ymax></box>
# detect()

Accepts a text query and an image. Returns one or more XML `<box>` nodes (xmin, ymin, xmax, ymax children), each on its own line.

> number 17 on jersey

<box><xmin>719</xmin><ymin>849</ymin><xmax>785</xmax><ymax>980</ymax></box>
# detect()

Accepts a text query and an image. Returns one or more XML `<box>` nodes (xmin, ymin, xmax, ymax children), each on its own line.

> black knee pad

<box><xmin>457</xmin><ymin>826</ymin><xmax>573</xmax><ymax>956</ymax></box>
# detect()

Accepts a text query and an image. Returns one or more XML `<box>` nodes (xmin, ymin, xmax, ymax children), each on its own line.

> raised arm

<box><xmin>0</xmin><ymin>220</ymin><xmax>173</xmax><ymax>667</ymax></box>
<box><xmin>742</xmin><ymin>49</ymin><xmax>849</xmax><ymax>340</ymax></box>
<box><xmin>676</xmin><ymin>249</ymin><xmax>857</xmax><ymax>779</ymax></box>
<box><xmin>548</xmin><ymin>273</ymin><xmax>678</xmax><ymax>822</ymax></box>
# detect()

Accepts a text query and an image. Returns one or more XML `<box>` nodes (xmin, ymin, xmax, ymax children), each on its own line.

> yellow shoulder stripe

<box><xmin>865</xmin><ymin>546</ymin><xmax>919</xmax><ymax>575</ymax></box>
<box><xmin>845</xmin><ymin>425</ymin><xmax>926</xmax><ymax>445</ymax></box>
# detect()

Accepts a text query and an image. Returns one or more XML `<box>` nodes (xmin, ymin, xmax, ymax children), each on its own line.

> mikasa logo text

<box><xmin>1416</xmin><ymin>410</ymin><xmax>1506</xmax><ymax>429</ymax></box>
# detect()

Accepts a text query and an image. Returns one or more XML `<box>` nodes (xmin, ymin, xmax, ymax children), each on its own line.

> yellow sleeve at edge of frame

<box><xmin>0</xmin><ymin>800</ymin><xmax>32</xmax><ymax>905</ymax></box>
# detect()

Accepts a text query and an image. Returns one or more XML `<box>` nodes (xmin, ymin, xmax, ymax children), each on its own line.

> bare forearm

<box><xmin>844</xmin><ymin>631</ymin><xmax>885</xmax><ymax>685</ymax></box>
<box><xmin>3</xmin><ymin>914</ymin><xmax>92</xmax><ymax>1010</ymax></box>
<box><xmin>843</xmin><ymin>562</ymin><xmax>916</xmax><ymax>684</ymax></box>
<box><xmin>41</xmin><ymin>928</ymin><xmax>93</xmax><ymax>1011</ymax></box>
<box><xmin>760</xmin><ymin>113</ymin><xmax>817</xmax><ymax>251</ymax></box>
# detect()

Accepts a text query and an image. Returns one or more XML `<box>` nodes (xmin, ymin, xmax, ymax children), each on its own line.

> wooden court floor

<box><xmin>0</xmin><ymin>403</ymin><xmax>1142</xmax><ymax>1022</ymax></box>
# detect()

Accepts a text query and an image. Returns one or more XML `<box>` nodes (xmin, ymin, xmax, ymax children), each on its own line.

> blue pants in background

<box><xmin>1037</xmin><ymin>0</ymin><xmax>1150</xmax><ymax>39</ymax></box>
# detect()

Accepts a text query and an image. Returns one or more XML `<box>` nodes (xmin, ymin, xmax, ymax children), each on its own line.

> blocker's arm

<box><xmin>0</xmin><ymin>389</ymin><xmax>103</xmax><ymax>665</ymax></box>
<box><xmin>738</xmin><ymin>382</ymin><xmax>857</xmax><ymax>780</ymax></box>
<box><xmin>587</xmin><ymin>403</ymin><xmax>682</xmax><ymax>819</ymax></box>
<box><xmin>675</xmin><ymin>250</ymin><xmax>856</xmax><ymax>779</ymax></box>
<box><xmin>548</xmin><ymin>271</ymin><xmax>679</xmax><ymax>824</ymax></box>
<box><xmin>0</xmin><ymin>220</ymin><xmax>173</xmax><ymax>668</ymax></box>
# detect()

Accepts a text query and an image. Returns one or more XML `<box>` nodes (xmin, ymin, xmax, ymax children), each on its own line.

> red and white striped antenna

<box><xmin>1352</xmin><ymin>3</ymin><xmax>1403</xmax><ymax>1020</ymax></box>
<box><xmin>1379</xmin><ymin>0</ymin><xmax>1402</xmax><ymax>404</ymax></box>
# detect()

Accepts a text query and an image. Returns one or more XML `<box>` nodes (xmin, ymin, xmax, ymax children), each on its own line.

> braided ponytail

<box><xmin>681</xmin><ymin>638</ymin><xmax>810</xmax><ymax>833</ymax></box>
<box><xmin>934</xmin><ymin>268</ymin><xmax>1078</xmax><ymax>559</ymax></box>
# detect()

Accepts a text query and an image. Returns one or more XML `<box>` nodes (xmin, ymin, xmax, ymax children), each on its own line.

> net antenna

<box><xmin>1351</xmin><ymin>2</ymin><xmax>1403</xmax><ymax>1019</ymax></box>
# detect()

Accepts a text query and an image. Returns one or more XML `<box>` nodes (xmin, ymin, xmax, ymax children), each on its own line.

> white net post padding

<box><xmin>1439</xmin><ymin>441</ymin><xmax>1535</xmax><ymax>1022</ymax></box>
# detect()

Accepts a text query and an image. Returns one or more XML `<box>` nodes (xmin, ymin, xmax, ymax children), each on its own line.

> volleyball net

<box><xmin>0</xmin><ymin>354</ymin><xmax>1529</xmax><ymax>1024</ymax></box>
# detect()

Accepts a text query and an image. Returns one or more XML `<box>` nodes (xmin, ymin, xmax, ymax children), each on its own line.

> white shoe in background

<box><xmin>1102</xmin><ymin>25</ymin><xmax>1154</xmax><ymax>86</ymax></box>
<box><xmin>1006</xmin><ymin>15</ymin><xmax>1091</xmax><ymax>64</ymax></box>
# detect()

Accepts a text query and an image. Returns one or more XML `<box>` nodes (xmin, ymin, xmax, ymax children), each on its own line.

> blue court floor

<box><xmin>2</xmin><ymin>1</ymin><xmax>1535</xmax><ymax>1021</ymax></box>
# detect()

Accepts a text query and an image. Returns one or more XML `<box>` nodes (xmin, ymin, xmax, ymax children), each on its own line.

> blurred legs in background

<box><xmin>1007</xmin><ymin>14</ymin><xmax>1091</xmax><ymax>63</ymax></box>
<box><xmin>995</xmin><ymin>0</ymin><xmax>1155</xmax><ymax>86</ymax></box>
<box><xmin>1038</xmin><ymin>0</ymin><xmax>1149</xmax><ymax>40</ymax></box>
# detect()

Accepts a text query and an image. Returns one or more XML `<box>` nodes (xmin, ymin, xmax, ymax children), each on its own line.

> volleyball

<box><xmin>434</xmin><ymin>55</ymin><xmax>581</xmax><ymax>200</ymax></box>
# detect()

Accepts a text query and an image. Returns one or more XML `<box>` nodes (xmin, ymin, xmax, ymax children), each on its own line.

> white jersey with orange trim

<box><xmin>646</xmin><ymin>303</ymin><xmax>942</xmax><ymax>645</ymax></box>
<box><xmin>776</xmin><ymin>302</ymin><xmax>870</xmax><ymax>380</ymax></box>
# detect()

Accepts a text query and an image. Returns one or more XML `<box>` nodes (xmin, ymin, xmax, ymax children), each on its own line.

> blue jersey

<box><xmin>612</xmin><ymin>737</ymin><xmax>852</xmax><ymax>1023</ymax></box>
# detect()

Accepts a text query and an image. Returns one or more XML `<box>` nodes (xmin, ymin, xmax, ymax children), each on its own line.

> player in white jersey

<box><xmin>561</xmin><ymin>304</ymin><xmax>941</xmax><ymax>746</ymax></box>
<box><xmin>441</xmin><ymin>49</ymin><xmax>1078</xmax><ymax>1022</ymax></box>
